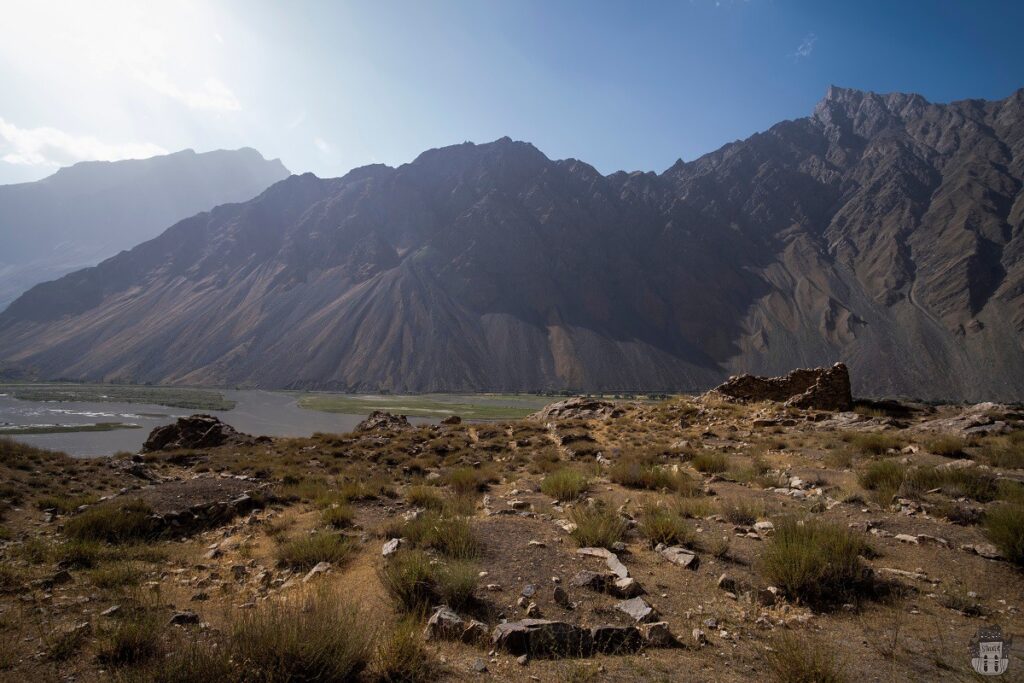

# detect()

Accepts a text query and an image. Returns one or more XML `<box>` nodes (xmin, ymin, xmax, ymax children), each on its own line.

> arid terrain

<box><xmin>1</xmin><ymin>368</ymin><xmax>1022</xmax><ymax>682</ymax></box>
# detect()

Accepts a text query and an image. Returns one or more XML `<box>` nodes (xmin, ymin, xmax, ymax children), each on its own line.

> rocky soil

<box><xmin>1</xmin><ymin>381</ymin><xmax>1023</xmax><ymax>681</ymax></box>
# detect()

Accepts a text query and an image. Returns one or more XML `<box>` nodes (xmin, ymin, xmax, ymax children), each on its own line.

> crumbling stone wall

<box><xmin>714</xmin><ymin>362</ymin><xmax>853</xmax><ymax>412</ymax></box>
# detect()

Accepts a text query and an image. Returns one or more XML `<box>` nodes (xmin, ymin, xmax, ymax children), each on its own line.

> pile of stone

<box><xmin>142</xmin><ymin>414</ymin><xmax>255</xmax><ymax>452</ymax></box>
<box><xmin>529</xmin><ymin>397</ymin><xmax>625</xmax><ymax>421</ymax></box>
<box><xmin>355</xmin><ymin>410</ymin><xmax>411</xmax><ymax>432</ymax></box>
<box><xmin>713</xmin><ymin>362</ymin><xmax>853</xmax><ymax>412</ymax></box>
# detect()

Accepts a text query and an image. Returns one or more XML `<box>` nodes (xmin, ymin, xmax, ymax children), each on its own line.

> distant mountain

<box><xmin>1</xmin><ymin>86</ymin><xmax>1022</xmax><ymax>401</ymax></box>
<box><xmin>0</xmin><ymin>148</ymin><xmax>290</xmax><ymax>308</ymax></box>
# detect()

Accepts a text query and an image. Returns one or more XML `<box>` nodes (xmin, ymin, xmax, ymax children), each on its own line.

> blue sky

<box><xmin>1</xmin><ymin>0</ymin><xmax>1022</xmax><ymax>184</ymax></box>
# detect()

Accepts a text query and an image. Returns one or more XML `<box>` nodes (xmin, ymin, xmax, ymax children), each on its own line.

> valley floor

<box><xmin>0</xmin><ymin>394</ymin><xmax>1022</xmax><ymax>681</ymax></box>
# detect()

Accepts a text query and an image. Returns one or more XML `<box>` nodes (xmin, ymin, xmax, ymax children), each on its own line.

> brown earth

<box><xmin>1</xmin><ymin>392</ymin><xmax>1023</xmax><ymax>681</ymax></box>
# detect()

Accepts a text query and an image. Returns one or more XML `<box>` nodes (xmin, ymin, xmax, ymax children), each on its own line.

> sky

<box><xmin>1</xmin><ymin>0</ymin><xmax>1023</xmax><ymax>185</ymax></box>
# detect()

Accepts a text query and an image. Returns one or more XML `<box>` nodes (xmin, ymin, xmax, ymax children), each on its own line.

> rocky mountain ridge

<box><xmin>0</xmin><ymin>86</ymin><xmax>1022</xmax><ymax>400</ymax></box>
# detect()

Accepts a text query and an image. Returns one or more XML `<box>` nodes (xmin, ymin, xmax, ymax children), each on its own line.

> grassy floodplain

<box><xmin>0</xmin><ymin>422</ymin><xmax>142</xmax><ymax>435</ymax></box>
<box><xmin>297</xmin><ymin>392</ymin><xmax>554</xmax><ymax>420</ymax></box>
<box><xmin>0</xmin><ymin>383</ymin><xmax>235</xmax><ymax>411</ymax></box>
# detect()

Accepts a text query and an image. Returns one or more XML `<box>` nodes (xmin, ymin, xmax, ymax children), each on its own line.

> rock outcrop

<box><xmin>713</xmin><ymin>363</ymin><xmax>853</xmax><ymax>412</ymax></box>
<box><xmin>142</xmin><ymin>415</ymin><xmax>253</xmax><ymax>452</ymax></box>
<box><xmin>530</xmin><ymin>398</ymin><xmax>625</xmax><ymax>421</ymax></box>
<box><xmin>355</xmin><ymin>410</ymin><xmax>411</xmax><ymax>432</ymax></box>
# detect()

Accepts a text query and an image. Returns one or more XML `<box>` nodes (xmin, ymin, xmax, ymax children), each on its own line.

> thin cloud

<box><xmin>793</xmin><ymin>33</ymin><xmax>817</xmax><ymax>60</ymax></box>
<box><xmin>0</xmin><ymin>117</ymin><xmax>167</xmax><ymax>167</ymax></box>
<box><xmin>314</xmin><ymin>137</ymin><xmax>331</xmax><ymax>153</ymax></box>
<box><xmin>134</xmin><ymin>70</ymin><xmax>241</xmax><ymax>112</ymax></box>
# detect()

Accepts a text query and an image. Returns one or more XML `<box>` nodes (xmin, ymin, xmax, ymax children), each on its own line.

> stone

<box><xmin>553</xmin><ymin>585</ymin><xmax>571</xmax><ymax>608</ymax></box>
<box><xmin>302</xmin><ymin>561</ymin><xmax>331</xmax><ymax>583</ymax></box>
<box><xmin>492</xmin><ymin>619</ymin><xmax>592</xmax><ymax>657</ymax></box>
<box><xmin>590</xmin><ymin>624</ymin><xmax>642</xmax><ymax>653</ymax></box>
<box><xmin>356</xmin><ymin>410</ymin><xmax>411</xmax><ymax>432</ymax></box>
<box><xmin>616</xmin><ymin>597</ymin><xmax>659</xmax><ymax>623</ymax></box>
<box><xmin>424</xmin><ymin>606</ymin><xmax>464</xmax><ymax>641</ymax></box>
<box><xmin>169</xmin><ymin>611</ymin><xmax>200</xmax><ymax>626</ymax></box>
<box><xmin>895</xmin><ymin>534</ymin><xmax>919</xmax><ymax>544</ymax></box>
<box><xmin>659</xmin><ymin>546</ymin><xmax>700</xmax><ymax>570</ymax></box>
<box><xmin>440</xmin><ymin>415</ymin><xmax>462</xmax><ymax>425</ymax></box>
<box><xmin>716</xmin><ymin>574</ymin><xmax>739</xmax><ymax>593</ymax></box>
<box><xmin>516</xmin><ymin>654</ymin><xmax>529</xmax><ymax>666</ymax></box>
<box><xmin>470</xmin><ymin>658</ymin><xmax>488</xmax><ymax>673</ymax></box>
<box><xmin>529</xmin><ymin>397</ymin><xmax>625</xmax><ymax>421</ymax></box>
<box><xmin>100</xmin><ymin>605</ymin><xmax>121</xmax><ymax>617</ymax></box>
<box><xmin>713</xmin><ymin>363</ymin><xmax>853</xmax><ymax>412</ymax></box>
<box><xmin>50</xmin><ymin>569</ymin><xmax>73</xmax><ymax>585</ymax></box>
<box><xmin>570</xmin><ymin>570</ymin><xmax>614</xmax><ymax>592</ymax></box>
<box><xmin>609</xmin><ymin>577</ymin><xmax>644</xmax><ymax>599</ymax></box>
<box><xmin>754</xmin><ymin>521</ymin><xmax>775</xmax><ymax>534</ymax></box>
<box><xmin>521</xmin><ymin>583</ymin><xmax>538</xmax><ymax>598</ymax></box>
<box><xmin>462</xmin><ymin>620</ymin><xmax>489</xmax><ymax>644</ymax></box>
<box><xmin>692</xmin><ymin>628</ymin><xmax>707</xmax><ymax>646</ymax></box>
<box><xmin>962</xmin><ymin>543</ymin><xmax>1004</xmax><ymax>560</ymax></box>
<box><xmin>382</xmin><ymin>538</ymin><xmax>402</xmax><ymax>557</ymax></box>
<box><xmin>640</xmin><ymin>621</ymin><xmax>676</xmax><ymax>648</ymax></box>
<box><xmin>143</xmin><ymin>414</ymin><xmax>253</xmax><ymax>452</ymax></box>
<box><xmin>525</xmin><ymin>602</ymin><xmax>541</xmax><ymax>617</ymax></box>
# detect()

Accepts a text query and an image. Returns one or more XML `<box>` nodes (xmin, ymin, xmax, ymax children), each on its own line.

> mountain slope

<box><xmin>1</xmin><ymin>87</ymin><xmax>1023</xmax><ymax>400</ymax></box>
<box><xmin>0</xmin><ymin>148</ymin><xmax>290</xmax><ymax>308</ymax></box>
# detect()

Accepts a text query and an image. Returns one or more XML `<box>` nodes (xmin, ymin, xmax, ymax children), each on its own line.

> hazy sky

<box><xmin>1</xmin><ymin>0</ymin><xmax>1023</xmax><ymax>184</ymax></box>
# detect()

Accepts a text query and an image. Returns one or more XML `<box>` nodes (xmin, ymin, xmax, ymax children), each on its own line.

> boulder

<box><xmin>356</xmin><ymin>410</ymin><xmax>411</xmax><ymax>432</ymax></box>
<box><xmin>424</xmin><ymin>606</ymin><xmax>465</xmax><ymax>641</ymax></box>
<box><xmin>713</xmin><ymin>363</ymin><xmax>853</xmax><ymax>412</ymax></box>
<box><xmin>615</xmin><ymin>597</ymin><xmax>659</xmax><ymax>623</ymax></box>
<box><xmin>640</xmin><ymin>621</ymin><xmax>676</xmax><ymax>648</ymax></box>
<box><xmin>570</xmin><ymin>570</ymin><xmax>614</xmax><ymax>592</ymax></box>
<box><xmin>142</xmin><ymin>414</ymin><xmax>253</xmax><ymax>452</ymax></box>
<box><xmin>529</xmin><ymin>397</ymin><xmax>625</xmax><ymax>421</ymax></box>
<box><xmin>658</xmin><ymin>546</ymin><xmax>700</xmax><ymax>570</ymax></box>
<box><xmin>590</xmin><ymin>624</ymin><xmax>642</xmax><ymax>654</ymax></box>
<box><xmin>491</xmin><ymin>619</ymin><xmax>592</xmax><ymax>657</ymax></box>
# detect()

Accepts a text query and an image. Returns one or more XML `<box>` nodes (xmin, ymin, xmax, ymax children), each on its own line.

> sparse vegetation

<box><xmin>541</xmin><ymin>468</ymin><xmax>590</xmax><ymax>501</ymax></box>
<box><xmin>766</xmin><ymin>632</ymin><xmax>848</xmax><ymax>683</ymax></box>
<box><xmin>691</xmin><ymin>451</ymin><xmax>728</xmax><ymax>474</ymax></box>
<box><xmin>842</xmin><ymin>432</ymin><xmax>904</xmax><ymax>455</ymax></box>
<box><xmin>570</xmin><ymin>503</ymin><xmax>627</xmax><ymax>549</ymax></box>
<box><xmin>276</xmin><ymin>531</ymin><xmax>354</xmax><ymax>570</ymax></box>
<box><xmin>984</xmin><ymin>502</ymin><xmax>1024</xmax><ymax>565</ymax></box>
<box><xmin>64</xmin><ymin>499</ymin><xmax>158</xmax><ymax>544</ymax></box>
<box><xmin>380</xmin><ymin>549</ymin><xmax>477</xmax><ymax>613</ymax></box>
<box><xmin>374</xmin><ymin>618</ymin><xmax>437</xmax><ymax>682</ymax></box>
<box><xmin>762</xmin><ymin>518</ymin><xmax>873</xmax><ymax>607</ymax></box>
<box><xmin>638</xmin><ymin>502</ymin><xmax>693</xmax><ymax>547</ymax></box>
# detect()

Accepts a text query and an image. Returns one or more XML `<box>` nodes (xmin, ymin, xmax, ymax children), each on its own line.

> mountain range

<box><xmin>0</xmin><ymin>148</ymin><xmax>289</xmax><ymax>308</ymax></box>
<box><xmin>1</xmin><ymin>86</ymin><xmax>1022</xmax><ymax>401</ymax></box>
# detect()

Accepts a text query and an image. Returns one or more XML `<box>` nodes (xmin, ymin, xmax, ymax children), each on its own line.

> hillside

<box><xmin>1</xmin><ymin>87</ymin><xmax>1022</xmax><ymax>400</ymax></box>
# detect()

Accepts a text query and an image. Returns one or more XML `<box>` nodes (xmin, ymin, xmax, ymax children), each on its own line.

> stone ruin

<box><xmin>713</xmin><ymin>362</ymin><xmax>853</xmax><ymax>412</ymax></box>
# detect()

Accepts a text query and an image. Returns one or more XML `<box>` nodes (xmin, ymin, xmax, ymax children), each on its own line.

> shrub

<box><xmin>541</xmin><ymin>469</ymin><xmax>590</xmax><ymax>502</ymax></box>
<box><xmin>985</xmin><ymin>502</ymin><xmax>1024</xmax><ymax>566</ymax></box>
<box><xmin>638</xmin><ymin>502</ymin><xmax>693</xmax><ymax>547</ymax></box>
<box><xmin>858</xmin><ymin>460</ymin><xmax>906</xmax><ymax>498</ymax></box>
<box><xmin>379</xmin><ymin>550</ymin><xmax>476</xmax><ymax>614</ymax></box>
<box><xmin>444</xmin><ymin>467</ymin><xmax>490</xmax><ymax>495</ymax></box>
<box><xmin>90</xmin><ymin>562</ymin><xmax>144</xmax><ymax>590</ymax></box>
<box><xmin>276</xmin><ymin>532</ymin><xmax>354</xmax><ymax>570</ymax></box>
<box><xmin>903</xmin><ymin>467</ymin><xmax>998</xmax><ymax>502</ymax></box>
<box><xmin>842</xmin><ymin>432</ymin><xmax>903</xmax><ymax>455</ymax></box>
<box><xmin>401</xmin><ymin>513</ymin><xmax>481</xmax><ymax>559</ymax></box>
<box><xmin>609</xmin><ymin>457</ymin><xmax>693</xmax><ymax>493</ymax></box>
<box><xmin>374</xmin><ymin>619</ymin><xmax>435</xmax><ymax>683</ymax></box>
<box><xmin>52</xmin><ymin>539</ymin><xmax>103</xmax><ymax>569</ymax></box>
<box><xmin>64</xmin><ymin>499</ymin><xmax>157</xmax><ymax>544</ymax></box>
<box><xmin>761</xmin><ymin>518</ymin><xmax>873</xmax><ymax>608</ymax></box>
<box><xmin>231</xmin><ymin>589</ymin><xmax>372</xmax><ymax>681</ymax></box>
<box><xmin>569</xmin><ymin>504</ymin><xmax>627</xmax><ymax>549</ymax></box>
<box><xmin>691</xmin><ymin>451</ymin><xmax>728</xmax><ymax>474</ymax></box>
<box><xmin>923</xmin><ymin>435</ymin><xmax>966</xmax><ymax>458</ymax></box>
<box><xmin>97</xmin><ymin>606</ymin><xmax>163</xmax><ymax>666</ymax></box>
<box><xmin>721</xmin><ymin>498</ymin><xmax>764</xmax><ymax>526</ymax></box>
<box><xmin>406</xmin><ymin>485</ymin><xmax>445</xmax><ymax>511</ymax></box>
<box><xmin>766</xmin><ymin>632</ymin><xmax>848</xmax><ymax>683</ymax></box>
<box><xmin>321</xmin><ymin>504</ymin><xmax>355</xmax><ymax>529</ymax></box>
<box><xmin>115</xmin><ymin>641</ymin><xmax>234</xmax><ymax>682</ymax></box>
<box><xmin>46</xmin><ymin>624</ymin><xmax>90</xmax><ymax>661</ymax></box>
<box><xmin>35</xmin><ymin>493</ymin><xmax>99</xmax><ymax>515</ymax></box>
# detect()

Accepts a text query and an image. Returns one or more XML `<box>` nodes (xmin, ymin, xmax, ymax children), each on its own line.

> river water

<box><xmin>0</xmin><ymin>390</ymin><xmax>430</xmax><ymax>457</ymax></box>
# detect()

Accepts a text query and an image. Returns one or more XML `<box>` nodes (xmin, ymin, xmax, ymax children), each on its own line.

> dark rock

<box><xmin>640</xmin><ymin>621</ymin><xmax>676</xmax><ymax>647</ymax></box>
<box><xmin>424</xmin><ymin>606</ymin><xmax>464</xmax><ymax>641</ymax></box>
<box><xmin>590</xmin><ymin>624</ymin><xmax>642</xmax><ymax>654</ymax></box>
<box><xmin>143</xmin><ymin>414</ymin><xmax>253</xmax><ymax>452</ymax></box>
<box><xmin>169</xmin><ymin>611</ymin><xmax>200</xmax><ymax>626</ymax></box>
<box><xmin>491</xmin><ymin>619</ymin><xmax>592</xmax><ymax>657</ymax></box>
<box><xmin>570</xmin><ymin>570</ymin><xmax>614</xmax><ymax>592</ymax></box>
<box><xmin>714</xmin><ymin>363</ymin><xmax>853</xmax><ymax>412</ymax></box>
<box><xmin>440</xmin><ymin>415</ymin><xmax>462</xmax><ymax>425</ymax></box>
